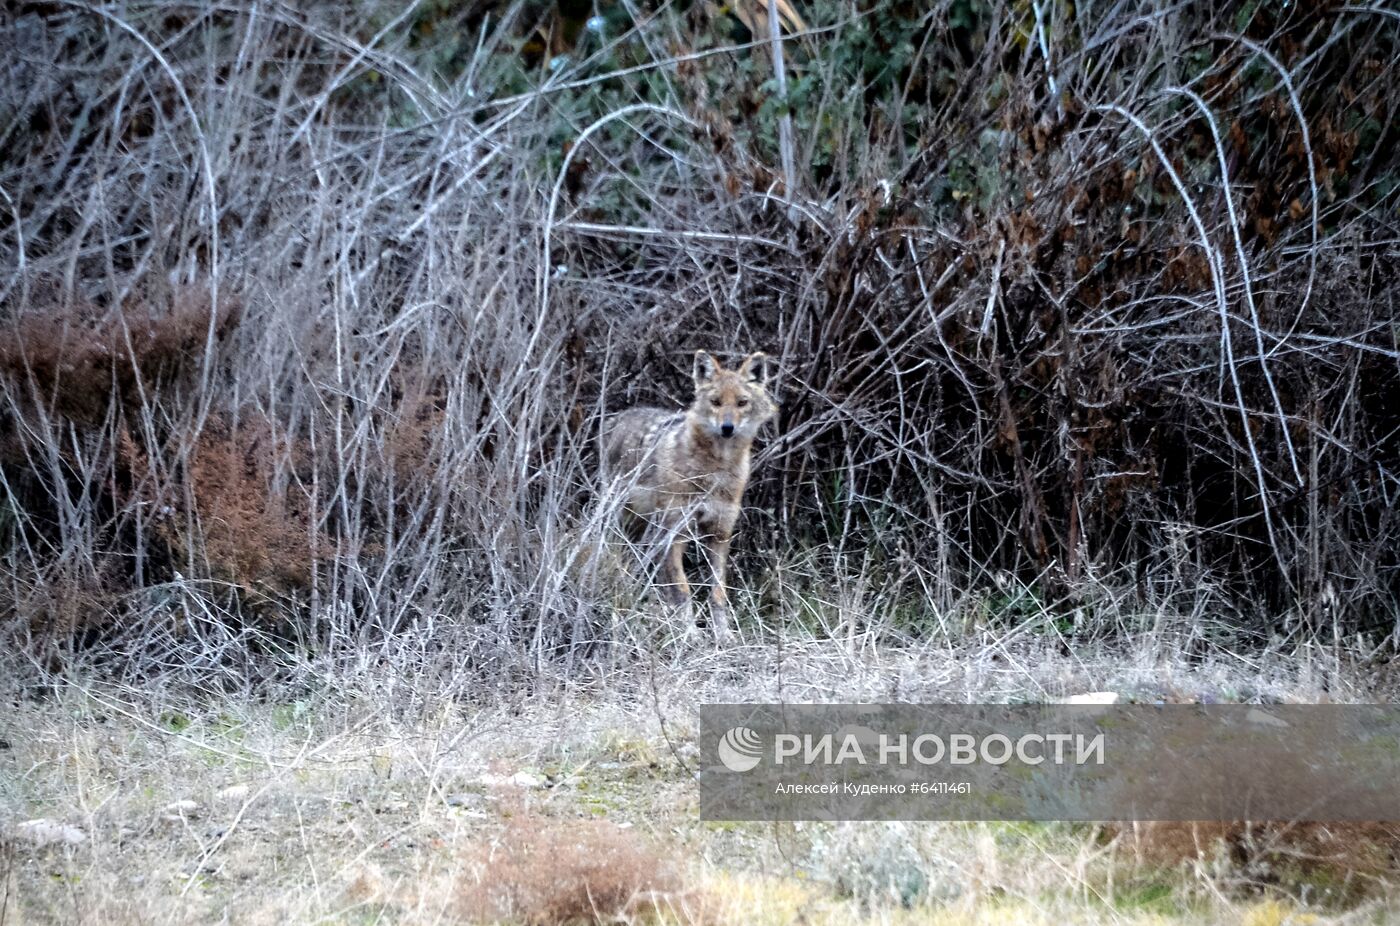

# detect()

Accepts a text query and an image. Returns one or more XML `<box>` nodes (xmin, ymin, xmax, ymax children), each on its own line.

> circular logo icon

<box><xmin>717</xmin><ymin>726</ymin><xmax>763</xmax><ymax>772</ymax></box>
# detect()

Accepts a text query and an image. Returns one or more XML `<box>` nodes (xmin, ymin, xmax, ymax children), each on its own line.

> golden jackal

<box><xmin>601</xmin><ymin>351</ymin><xmax>777</xmax><ymax>640</ymax></box>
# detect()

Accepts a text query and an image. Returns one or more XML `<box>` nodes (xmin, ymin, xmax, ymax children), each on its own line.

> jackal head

<box><xmin>690</xmin><ymin>351</ymin><xmax>777</xmax><ymax>440</ymax></box>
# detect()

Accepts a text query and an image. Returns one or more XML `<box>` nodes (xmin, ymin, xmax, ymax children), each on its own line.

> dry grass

<box><xmin>4</xmin><ymin>646</ymin><xmax>1400</xmax><ymax>924</ymax></box>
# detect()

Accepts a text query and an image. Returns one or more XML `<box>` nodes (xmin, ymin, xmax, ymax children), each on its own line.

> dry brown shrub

<box><xmin>1116</xmin><ymin>821</ymin><xmax>1400</xmax><ymax>898</ymax></box>
<box><xmin>456</xmin><ymin>808</ymin><xmax>699</xmax><ymax>925</ymax></box>
<box><xmin>148</xmin><ymin>413</ymin><xmax>322</xmax><ymax>598</ymax></box>
<box><xmin>0</xmin><ymin>283</ymin><xmax>239</xmax><ymax>424</ymax></box>
<box><xmin>382</xmin><ymin>369</ymin><xmax>447</xmax><ymax>482</ymax></box>
<box><xmin>0</xmin><ymin>284</ymin><xmax>245</xmax><ymax>641</ymax></box>
<box><xmin>1</xmin><ymin>561</ymin><xmax>118</xmax><ymax>649</ymax></box>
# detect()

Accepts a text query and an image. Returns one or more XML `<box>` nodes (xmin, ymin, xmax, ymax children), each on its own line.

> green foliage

<box><xmin>158</xmin><ymin>711</ymin><xmax>192</xmax><ymax>733</ymax></box>
<box><xmin>270</xmin><ymin>699</ymin><xmax>314</xmax><ymax>732</ymax></box>
<box><xmin>752</xmin><ymin>1</ymin><xmax>947</xmax><ymax>190</ymax></box>
<box><xmin>1113</xmin><ymin>881</ymin><xmax>1177</xmax><ymax>913</ymax></box>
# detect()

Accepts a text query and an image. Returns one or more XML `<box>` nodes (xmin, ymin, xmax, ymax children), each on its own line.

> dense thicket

<box><xmin>0</xmin><ymin>0</ymin><xmax>1396</xmax><ymax>673</ymax></box>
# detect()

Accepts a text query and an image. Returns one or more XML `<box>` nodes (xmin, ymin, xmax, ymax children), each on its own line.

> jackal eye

<box><xmin>709</xmin><ymin>397</ymin><xmax>722</xmax><ymax>407</ymax></box>
<box><xmin>737</xmin><ymin>398</ymin><xmax>750</xmax><ymax>408</ymax></box>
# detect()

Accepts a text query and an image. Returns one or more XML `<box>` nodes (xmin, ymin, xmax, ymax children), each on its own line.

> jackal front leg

<box><xmin>703</xmin><ymin>531</ymin><xmax>735</xmax><ymax>642</ymax></box>
<box><xmin>658</xmin><ymin>528</ymin><xmax>696</xmax><ymax>634</ymax></box>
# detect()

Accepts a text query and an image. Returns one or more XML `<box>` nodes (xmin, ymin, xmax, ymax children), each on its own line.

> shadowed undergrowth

<box><xmin>0</xmin><ymin>0</ymin><xmax>1396</xmax><ymax>687</ymax></box>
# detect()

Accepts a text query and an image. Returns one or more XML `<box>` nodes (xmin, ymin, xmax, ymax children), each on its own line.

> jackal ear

<box><xmin>738</xmin><ymin>351</ymin><xmax>770</xmax><ymax>385</ymax></box>
<box><xmin>693</xmin><ymin>350</ymin><xmax>720</xmax><ymax>386</ymax></box>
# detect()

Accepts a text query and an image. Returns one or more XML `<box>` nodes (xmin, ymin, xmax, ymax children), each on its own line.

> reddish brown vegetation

<box><xmin>457</xmin><ymin>809</ymin><xmax>696</xmax><ymax>925</ymax></box>
<box><xmin>0</xmin><ymin>285</ymin><xmax>251</xmax><ymax>641</ymax></box>
<box><xmin>0</xmin><ymin>284</ymin><xmax>326</xmax><ymax>637</ymax></box>
<box><xmin>1118</xmin><ymin>822</ymin><xmax>1400</xmax><ymax>897</ymax></box>
<box><xmin>128</xmin><ymin>414</ymin><xmax>322</xmax><ymax>599</ymax></box>
<box><xmin>0</xmin><ymin>284</ymin><xmax>239</xmax><ymax>424</ymax></box>
<box><xmin>0</xmin><ymin>279</ymin><xmax>452</xmax><ymax>643</ymax></box>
